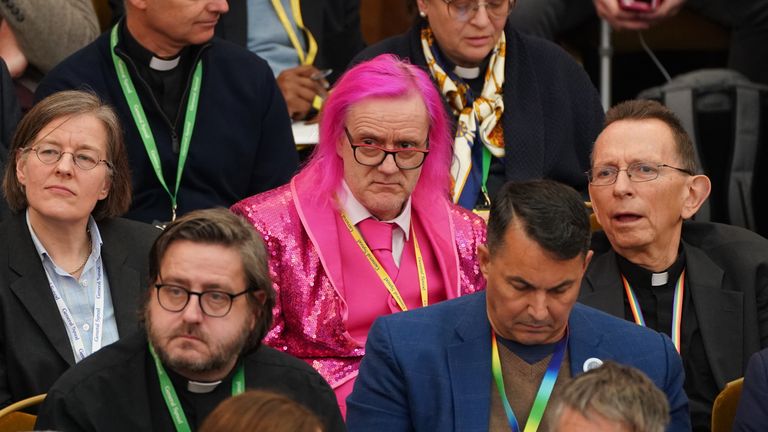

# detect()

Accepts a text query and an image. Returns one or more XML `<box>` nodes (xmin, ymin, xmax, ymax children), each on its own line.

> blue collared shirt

<box><xmin>27</xmin><ymin>211</ymin><xmax>119</xmax><ymax>358</ymax></box>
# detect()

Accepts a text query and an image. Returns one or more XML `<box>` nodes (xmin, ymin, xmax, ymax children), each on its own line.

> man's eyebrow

<box><xmin>504</xmin><ymin>275</ymin><xmax>575</xmax><ymax>291</ymax></box>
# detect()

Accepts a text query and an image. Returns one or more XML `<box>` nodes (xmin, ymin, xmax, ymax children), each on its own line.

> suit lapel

<box><xmin>580</xmin><ymin>251</ymin><xmax>625</xmax><ymax>318</ymax></box>
<box><xmin>98</xmin><ymin>220</ymin><xmax>142</xmax><ymax>338</ymax></box>
<box><xmin>683</xmin><ymin>241</ymin><xmax>740</xmax><ymax>388</ymax></box>
<box><xmin>567</xmin><ymin>305</ymin><xmax>611</xmax><ymax>377</ymax></box>
<box><xmin>446</xmin><ymin>293</ymin><xmax>492</xmax><ymax>431</ymax></box>
<box><xmin>7</xmin><ymin>215</ymin><xmax>76</xmax><ymax>366</ymax></box>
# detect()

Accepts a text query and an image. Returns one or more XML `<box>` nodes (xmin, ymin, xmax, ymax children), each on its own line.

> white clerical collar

<box><xmin>187</xmin><ymin>380</ymin><xmax>221</xmax><ymax>394</ymax></box>
<box><xmin>651</xmin><ymin>272</ymin><xmax>669</xmax><ymax>287</ymax></box>
<box><xmin>454</xmin><ymin>65</ymin><xmax>481</xmax><ymax>80</ymax></box>
<box><xmin>339</xmin><ymin>181</ymin><xmax>411</xmax><ymax>240</ymax></box>
<box><xmin>149</xmin><ymin>56</ymin><xmax>180</xmax><ymax>71</ymax></box>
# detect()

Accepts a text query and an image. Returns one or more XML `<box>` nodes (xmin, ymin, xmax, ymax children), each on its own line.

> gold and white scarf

<box><xmin>420</xmin><ymin>27</ymin><xmax>506</xmax><ymax>204</ymax></box>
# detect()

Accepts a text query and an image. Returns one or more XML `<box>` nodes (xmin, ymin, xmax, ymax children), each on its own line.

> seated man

<box><xmin>582</xmin><ymin>99</ymin><xmax>768</xmax><ymax>430</ymax></box>
<box><xmin>35</xmin><ymin>209</ymin><xmax>344</xmax><ymax>432</ymax></box>
<box><xmin>231</xmin><ymin>54</ymin><xmax>487</xmax><ymax>415</ymax></box>
<box><xmin>36</xmin><ymin>0</ymin><xmax>298</xmax><ymax>224</ymax></box>
<box><xmin>552</xmin><ymin>361</ymin><xmax>670</xmax><ymax>432</ymax></box>
<box><xmin>216</xmin><ymin>0</ymin><xmax>366</xmax><ymax>120</ymax></box>
<box><xmin>346</xmin><ymin>179</ymin><xmax>690</xmax><ymax>431</ymax></box>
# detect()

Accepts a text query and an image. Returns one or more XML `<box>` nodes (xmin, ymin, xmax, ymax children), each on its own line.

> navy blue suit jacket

<box><xmin>734</xmin><ymin>347</ymin><xmax>768</xmax><ymax>431</ymax></box>
<box><xmin>347</xmin><ymin>291</ymin><xmax>690</xmax><ymax>431</ymax></box>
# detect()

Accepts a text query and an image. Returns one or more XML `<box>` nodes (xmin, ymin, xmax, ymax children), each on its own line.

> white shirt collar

<box><xmin>339</xmin><ymin>181</ymin><xmax>411</xmax><ymax>240</ymax></box>
<box><xmin>26</xmin><ymin>209</ymin><xmax>104</xmax><ymax>265</ymax></box>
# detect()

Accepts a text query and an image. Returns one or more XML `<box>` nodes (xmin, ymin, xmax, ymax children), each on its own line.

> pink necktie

<box><xmin>357</xmin><ymin>218</ymin><xmax>398</xmax><ymax>277</ymax></box>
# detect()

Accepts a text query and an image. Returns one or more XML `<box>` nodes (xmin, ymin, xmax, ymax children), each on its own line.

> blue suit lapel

<box><xmin>446</xmin><ymin>292</ymin><xmax>492</xmax><ymax>431</ymax></box>
<box><xmin>567</xmin><ymin>304</ymin><xmax>610</xmax><ymax>377</ymax></box>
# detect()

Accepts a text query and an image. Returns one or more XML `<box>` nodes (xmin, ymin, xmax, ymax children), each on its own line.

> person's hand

<box><xmin>276</xmin><ymin>65</ymin><xmax>329</xmax><ymax>120</ymax></box>
<box><xmin>0</xmin><ymin>19</ymin><xmax>27</xmax><ymax>78</ymax></box>
<box><xmin>594</xmin><ymin>0</ymin><xmax>687</xmax><ymax>31</ymax></box>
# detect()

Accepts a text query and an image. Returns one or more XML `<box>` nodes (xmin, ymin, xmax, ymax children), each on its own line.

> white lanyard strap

<box><xmin>45</xmin><ymin>261</ymin><xmax>106</xmax><ymax>362</ymax></box>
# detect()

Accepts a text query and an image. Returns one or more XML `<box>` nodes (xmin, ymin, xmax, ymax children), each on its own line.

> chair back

<box><xmin>0</xmin><ymin>394</ymin><xmax>46</xmax><ymax>432</ymax></box>
<box><xmin>711</xmin><ymin>377</ymin><xmax>744</xmax><ymax>432</ymax></box>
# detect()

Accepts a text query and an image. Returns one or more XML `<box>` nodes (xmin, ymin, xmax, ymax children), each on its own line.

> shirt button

<box><xmin>82</xmin><ymin>323</ymin><xmax>90</xmax><ymax>332</ymax></box>
<box><xmin>81</xmin><ymin>280</ymin><xmax>88</xmax><ymax>287</ymax></box>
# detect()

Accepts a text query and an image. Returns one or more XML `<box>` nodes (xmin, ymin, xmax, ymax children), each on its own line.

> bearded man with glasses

<box><xmin>231</xmin><ymin>54</ymin><xmax>487</xmax><ymax>416</ymax></box>
<box><xmin>36</xmin><ymin>208</ymin><xmax>344</xmax><ymax>432</ymax></box>
<box><xmin>582</xmin><ymin>99</ymin><xmax>768</xmax><ymax>431</ymax></box>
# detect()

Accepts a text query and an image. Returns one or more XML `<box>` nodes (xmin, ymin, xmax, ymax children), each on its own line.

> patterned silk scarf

<box><xmin>420</xmin><ymin>26</ymin><xmax>506</xmax><ymax>207</ymax></box>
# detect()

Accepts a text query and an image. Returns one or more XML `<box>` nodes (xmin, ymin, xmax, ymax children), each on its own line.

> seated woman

<box><xmin>353</xmin><ymin>0</ymin><xmax>604</xmax><ymax>210</ymax></box>
<box><xmin>0</xmin><ymin>90</ymin><xmax>159</xmax><ymax>406</ymax></box>
<box><xmin>231</xmin><ymin>54</ymin><xmax>487</xmax><ymax>415</ymax></box>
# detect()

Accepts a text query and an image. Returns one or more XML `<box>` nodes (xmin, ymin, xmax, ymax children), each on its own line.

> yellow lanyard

<box><xmin>270</xmin><ymin>0</ymin><xmax>318</xmax><ymax>65</ymax></box>
<box><xmin>339</xmin><ymin>211</ymin><xmax>428</xmax><ymax>311</ymax></box>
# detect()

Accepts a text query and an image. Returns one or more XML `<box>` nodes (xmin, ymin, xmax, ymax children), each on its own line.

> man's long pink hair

<box><xmin>301</xmin><ymin>54</ymin><xmax>453</xmax><ymax>208</ymax></box>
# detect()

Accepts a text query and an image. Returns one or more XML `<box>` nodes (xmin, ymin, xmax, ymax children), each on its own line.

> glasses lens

<box><xmin>35</xmin><ymin>144</ymin><xmax>62</xmax><ymax>164</ymax></box>
<box><xmin>158</xmin><ymin>285</ymin><xmax>189</xmax><ymax>312</ymax></box>
<box><xmin>628</xmin><ymin>163</ymin><xmax>660</xmax><ymax>182</ymax></box>
<box><xmin>448</xmin><ymin>0</ymin><xmax>473</xmax><ymax>21</ymax></box>
<box><xmin>395</xmin><ymin>150</ymin><xmax>427</xmax><ymax>169</ymax></box>
<box><xmin>200</xmin><ymin>291</ymin><xmax>232</xmax><ymax>317</ymax></box>
<box><xmin>589</xmin><ymin>166</ymin><xmax>618</xmax><ymax>185</ymax></box>
<box><xmin>73</xmin><ymin>150</ymin><xmax>100</xmax><ymax>170</ymax></box>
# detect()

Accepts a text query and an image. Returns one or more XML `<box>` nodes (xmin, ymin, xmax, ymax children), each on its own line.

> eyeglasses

<box><xmin>441</xmin><ymin>0</ymin><xmax>514</xmax><ymax>22</ymax></box>
<box><xmin>154</xmin><ymin>284</ymin><xmax>250</xmax><ymax>318</ymax></box>
<box><xmin>344</xmin><ymin>127</ymin><xmax>429</xmax><ymax>170</ymax></box>
<box><xmin>26</xmin><ymin>143</ymin><xmax>112</xmax><ymax>171</ymax></box>
<box><xmin>587</xmin><ymin>162</ymin><xmax>694</xmax><ymax>186</ymax></box>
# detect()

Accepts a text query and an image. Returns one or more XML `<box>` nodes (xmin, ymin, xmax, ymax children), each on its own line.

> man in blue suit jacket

<box><xmin>347</xmin><ymin>180</ymin><xmax>690</xmax><ymax>431</ymax></box>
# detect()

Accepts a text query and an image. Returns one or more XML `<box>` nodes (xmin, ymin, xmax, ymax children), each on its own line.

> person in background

<box><xmin>353</xmin><ymin>0</ymin><xmax>604</xmax><ymax>212</ymax></box>
<box><xmin>507</xmin><ymin>0</ymin><xmax>768</xmax><ymax>86</ymax></box>
<box><xmin>35</xmin><ymin>209</ymin><xmax>344</xmax><ymax>431</ymax></box>
<box><xmin>36</xmin><ymin>0</ymin><xmax>298</xmax><ymax>224</ymax></box>
<box><xmin>734</xmin><ymin>347</ymin><xmax>768</xmax><ymax>431</ymax></box>
<box><xmin>582</xmin><ymin>99</ymin><xmax>768</xmax><ymax>430</ymax></box>
<box><xmin>231</xmin><ymin>54</ymin><xmax>487</xmax><ymax>416</ymax></box>
<box><xmin>216</xmin><ymin>0</ymin><xmax>366</xmax><ymax>120</ymax></box>
<box><xmin>0</xmin><ymin>90</ymin><xmax>158</xmax><ymax>407</ymax></box>
<box><xmin>199</xmin><ymin>390</ymin><xmax>323</xmax><ymax>432</ymax></box>
<box><xmin>552</xmin><ymin>361</ymin><xmax>670</xmax><ymax>432</ymax></box>
<box><xmin>0</xmin><ymin>0</ymin><xmax>100</xmax><ymax>109</ymax></box>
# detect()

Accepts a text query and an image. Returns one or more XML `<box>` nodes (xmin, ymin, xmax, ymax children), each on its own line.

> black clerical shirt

<box><xmin>617</xmin><ymin>249</ymin><xmax>717</xmax><ymax>431</ymax></box>
<box><xmin>121</xmin><ymin>21</ymin><xmax>198</xmax><ymax>153</ymax></box>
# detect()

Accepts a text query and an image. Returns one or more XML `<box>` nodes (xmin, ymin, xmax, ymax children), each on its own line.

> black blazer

<box><xmin>580</xmin><ymin>222</ymin><xmax>768</xmax><ymax>424</ymax></box>
<box><xmin>215</xmin><ymin>0</ymin><xmax>366</xmax><ymax>84</ymax></box>
<box><xmin>0</xmin><ymin>214</ymin><xmax>159</xmax><ymax>406</ymax></box>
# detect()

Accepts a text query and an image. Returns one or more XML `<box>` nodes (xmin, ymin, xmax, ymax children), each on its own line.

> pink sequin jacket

<box><xmin>231</xmin><ymin>171</ymin><xmax>487</xmax><ymax>389</ymax></box>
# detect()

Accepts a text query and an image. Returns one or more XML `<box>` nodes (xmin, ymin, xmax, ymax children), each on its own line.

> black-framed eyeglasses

<box><xmin>586</xmin><ymin>162</ymin><xmax>694</xmax><ymax>186</ymax></box>
<box><xmin>441</xmin><ymin>0</ymin><xmax>515</xmax><ymax>23</ymax></box>
<box><xmin>25</xmin><ymin>144</ymin><xmax>113</xmax><ymax>171</ymax></box>
<box><xmin>154</xmin><ymin>284</ymin><xmax>250</xmax><ymax>318</ymax></box>
<box><xmin>344</xmin><ymin>127</ymin><xmax>429</xmax><ymax>170</ymax></box>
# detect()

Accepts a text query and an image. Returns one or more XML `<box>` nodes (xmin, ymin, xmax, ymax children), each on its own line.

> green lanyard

<box><xmin>480</xmin><ymin>147</ymin><xmax>492</xmax><ymax>208</ymax></box>
<box><xmin>149</xmin><ymin>343</ymin><xmax>245</xmax><ymax>432</ymax></box>
<box><xmin>109</xmin><ymin>24</ymin><xmax>202</xmax><ymax>222</ymax></box>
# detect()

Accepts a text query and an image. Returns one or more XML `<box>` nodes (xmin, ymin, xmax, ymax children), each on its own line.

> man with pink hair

<box><xmin>231</xmin><ymin>54</ymin><xmax>486</xmax><ymax>415</ymax></box>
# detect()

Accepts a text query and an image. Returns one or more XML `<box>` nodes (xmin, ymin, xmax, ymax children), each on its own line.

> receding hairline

<box><xmin>591</xmin><ymin>117</ymin><xmax>686</xmax><ymax>167</ymax></box>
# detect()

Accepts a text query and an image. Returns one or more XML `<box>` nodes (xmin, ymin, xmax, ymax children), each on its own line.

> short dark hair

<box><xmin>3</xmin><ymin>90</ymin><xmax>132</xmax><ymax>219</ymax></box>
<box><xmin>553</xmin><ymin>361</ymin><xmax>670</xmax><ymax>432</ymax></box>
<box><xmin>487</xmin><ymin>180</ymin><xmax>590</xmax><ymax>260</ymax></box>
<box><xmin>601</xmin><ymin>99</ymin><xmax>699</xmax><ymax>173</ymax></box>
<box><xmin>146</xmin><ymin>208</ymin><xmax>275</xmax><ymax>351</ymax></box>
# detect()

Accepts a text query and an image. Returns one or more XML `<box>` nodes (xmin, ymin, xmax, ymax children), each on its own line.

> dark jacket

<box><xmin>581</xmin><ymin>221</ymin><xmax>768</xmax><ymax>430</ymax></box>
<box><xmin>0</xmin><ymin>214</ymin><xmax>158</xmax><ymax>407</ymax></box>
<box><xmin>352</xmin><ymin>21</ymin><xmax>604</xmax><ymax>193</ymax></box>
<box><xmin>35</xmin><ymin>30</ymin><xmax>298</xmax><ymax>223</ymax></box>
<box><xmin>36</xmin><ymin>332</ymin><xmax>345</xmax><ymax>432</ymax></box>
<box><xmin>215</xmin><ymin>0</ymin><xmax>366</xmax><ymax>85</ymax></box>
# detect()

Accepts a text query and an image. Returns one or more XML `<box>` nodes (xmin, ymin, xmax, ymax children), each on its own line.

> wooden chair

<box><xmin>711</xmin><ymin>377</ymin><xmax>744</xmax><ymax>432</ymax></box>
<box><xmin>0</xmin><ymin>393</ymin><xmax>46</xmax><ymax>432</ymax></box>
